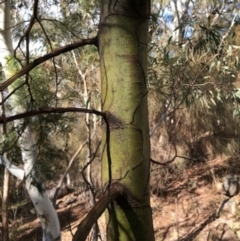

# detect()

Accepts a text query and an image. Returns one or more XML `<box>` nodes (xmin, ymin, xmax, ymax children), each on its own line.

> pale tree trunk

<box><xmin>0</xmin><ymin>99</ymin><xmax>9</xmax><ymax>241</ymax></box>
<box><xmin>0</xmin><ymin>0</ymin><xmax>13</xmax><ymax>78</ymax></box>
<box><xmin>99</xmin><ymin>1</ymin><xmax>155</xmax><ymax>240</ymax></box>
<box><xmin>83</xmin><ymin>67</ymin><xmax>98</xmax><ymax>241</ymax></box>
<box><xmin>1</xmin><ymin>73</ymin><xmax>10</xmax><ymax>241</ymax></box>
<box><xmin>2</xmin><ymin>168</ymin><xmax>10</xmax><ymax>241</ymax></box>
<box><xmin>0</xmin><ymin>113</ymin><xmax>61</xmax><ymax>241</ymax></box>
<box><xmin>85</xmin><ymin>113</ymin><xmax>98</xmax><ymax>241</ymax></box>
<box><xmin>0</xmin><ymin>1</ymin><xmax>61</xmax><ymax>240</ymax></box>
<box><xmin>0</xmin><ymin>1</ymin><xmax>13</xmax><ymax>240</ymax></box>
<box><xmin>18</xmin><ymin>127</ymin><xmax>61</xmax><ymax>241</ymax></box>
<box><xmin>72</xmin><ymin>50</ymin><xmax>99</xmax><ymax>241</ymax></box>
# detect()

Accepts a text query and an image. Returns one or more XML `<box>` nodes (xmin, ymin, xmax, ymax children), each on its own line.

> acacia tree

<box><xmin>0</xmin><ymin>0</ymin><xmax>155</xmax><ymax>240</ymax></box>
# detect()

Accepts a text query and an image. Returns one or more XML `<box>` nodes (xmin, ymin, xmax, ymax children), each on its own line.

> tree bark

<box><xmin>73</xmin><ymin>184</ymin><xmax>124</xmax><ymax>241</ymax></box>
<box><xmin>2</xmin><ymin>168</ymin><xmax>10</xmax><ymax>241</ymax></box>
<box><xmin>0</xmin><ymin>1</ymin><xmax>13</xmax><ymax>240</ymax></box>
<box><xmin>99</xmin><ymin>1</ymin><xmax>155</xmax><ymax>240</ymax></box>
<box><xmin>0</xmin><ymin>1</ymin><xmax>61</xmax><ymax>240</ymax></box>
<box><xmin>18</xmin><ymin>127</ymin><xmax>61</xmax><ymax>241</ymax></box>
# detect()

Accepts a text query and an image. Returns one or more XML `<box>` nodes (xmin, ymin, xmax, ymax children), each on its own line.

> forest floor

<box><xmin>10</xmin><ymin>155</ymin><xmax>240</xmax><ymax>241</ymax></box>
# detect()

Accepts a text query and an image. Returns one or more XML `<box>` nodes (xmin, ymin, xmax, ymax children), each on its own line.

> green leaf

<box><xmin>235</xmin><ymin>90</ymin><xmax>240</xmax><ymax>100</ymax></box>
<box><xmin>210</xmin><ymin>97</ymin><xmax>216</xmax><ymax>105</ymax></box>
<box><xmin>233</xmin><ymin>109</ymin><xmax>239</xmax><ymax>119</ymax></box>
<box><xmin>209</xmin><ymin>61</ymin><xmax>216</xmax><ymax>72</ymax></box>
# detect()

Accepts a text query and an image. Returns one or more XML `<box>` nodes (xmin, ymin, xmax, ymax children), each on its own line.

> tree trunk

<box><xmin>85</xmin><ymin>114</ymin><xmax>98</xmax><ymax>241</ymax></box>
<box><xmin>99</xmin><ymin>1</ymin><xmax>155</xmax><ymax>240</ymax></box>
<box><xmin>0</xmin><ymin>132</ymin><xmax>61</xmax><ymax>241</ymax></box>
<box><xmin>2</xmin><ymin>168</ymin><xmax>10</xmax><ymax>241</ymax></box>
<box><xmin>0</xmin><ymin>1</ymin><xmax>61</xmax><ymax>240</ymax></box>
<box><xmin>18</xmin><ymin>127</ymin><xmax>61</xmax><ymax>241</ymax></box>
<box><xmin>0</xmin><ymin>1</ymin><xmax>13</xmax><ymax>240</ymax></box>
<box><xmin>0</xmin><ymin>0</ymin><xmax>13</xmax><ymax>75</ymax></box>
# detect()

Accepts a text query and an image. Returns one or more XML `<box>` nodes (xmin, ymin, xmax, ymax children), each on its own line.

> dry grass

<box><xmin>11</xmin><ymin>155</ymin><xmax>240</xmax><ymax>241</ymax></box>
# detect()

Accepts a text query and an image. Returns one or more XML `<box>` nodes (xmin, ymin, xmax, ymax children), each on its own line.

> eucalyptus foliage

<box><xmin>149</xmin><ymin>0</ymin><xmax>240</xmax><ymax>161</ymax></box>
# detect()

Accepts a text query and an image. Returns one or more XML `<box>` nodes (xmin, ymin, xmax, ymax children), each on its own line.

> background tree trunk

<box><xmin>99</xmin><ymin>1</ymin><xmax>155</xmax><ymax>240</ymax></box>
<box><xmin>2</xmin><ymin>168</ymin><xmax>10</xmax><ymax>241</ymax></box>
<box><xmin>0</xmin><ymin>1</ymin><xmax>61</xmax><ymax>240</ymax></box>
<box><xmin>0</xmin><ymin>1</ymin><xmax>13</xmax><ymax>240</ymax></box>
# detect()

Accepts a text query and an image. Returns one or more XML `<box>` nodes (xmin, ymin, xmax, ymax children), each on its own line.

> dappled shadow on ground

<box><xmin>151</xmin><ymin>156</ymin><xmax>240</xmax><ymax>241</ymax></box>
<box><xmin>13</xmin><ymin>155</ymin><xmax>240</xmax><ymax>241</ymax></box>
<box><xmin>177</xmin><ymin>213</ymin><xmax>216</xmax><ymax>241</ymax></box>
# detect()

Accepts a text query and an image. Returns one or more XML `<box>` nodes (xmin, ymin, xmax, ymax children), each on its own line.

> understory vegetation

<box><xmin>0</xmin><ymin>0</ymin><xmax>240</xmax><ymax>240</ymax></box>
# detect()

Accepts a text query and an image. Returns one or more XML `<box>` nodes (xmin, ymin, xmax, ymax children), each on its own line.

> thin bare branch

<box><xmin>150</xmin><ymin>144</ymin><xmax>196</xmax><ymax>165</ymax></box>
<box><xmin>14</xmin><ymin>0</ymin><xmax>39</xmax><ymax>56</ymax></box>
<box><xmin>0</xmin><ymin>37</ymin><xmax>98</xmax><ymax>91</ymax></box>
<box><xmin>52</xmin><ymin>140</ymin><xmax>88</xmax><ymax>208</ymax></box>
<box><xmin>0</xmin><ymin>107</ymin><xmax>104</xmax><ymax>123</ymax></box>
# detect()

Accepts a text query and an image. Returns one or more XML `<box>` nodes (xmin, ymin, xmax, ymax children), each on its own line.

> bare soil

<box><xmin>10</xmin><ymin>156</ymin><xmax>240</xmax><ymax>241</ymax></box>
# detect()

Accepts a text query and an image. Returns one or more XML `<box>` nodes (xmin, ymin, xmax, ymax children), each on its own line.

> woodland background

<box><xmin>0</xmin><ymin>0</ymin><xmax>240</xmax><ymax>240</ymax></box>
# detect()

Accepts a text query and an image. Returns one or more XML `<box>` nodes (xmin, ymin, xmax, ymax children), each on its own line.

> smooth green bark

<box><xmin>99</xmin><ymin>1</ymin><xmax>154</xmax><ymax>240</ymax></box>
